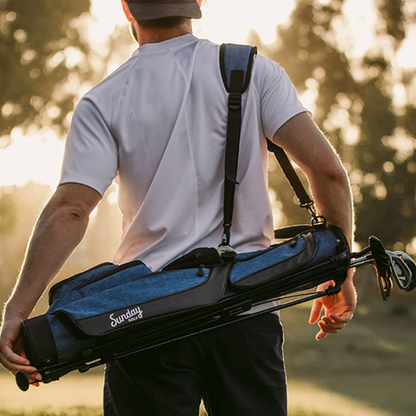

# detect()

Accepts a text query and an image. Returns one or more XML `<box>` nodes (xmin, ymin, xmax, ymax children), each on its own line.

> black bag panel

<box><xmin>163</xmin><ymin>246</ymin><xmax>237</xmax><ymax>271</ymax></box>
<box><xmin>229</xmin><ymin>232</ymin><xmax>316</xmax><ymax>289</ymax></box>
<box><xmin>229</xmin><ymin>227</ymin><xmax>345</xmax><ymax>290</ymax></box>
<box><xmin>22</xmin><ymin>315</ymin><xmax>59</xmax><ymax>369</ymax></box>
<box><xmin>163</xmin><ymin>247</ymin><xmax>222</xmax><ymax>270</ymax></box>
<box><xmin>59</xmin><ymin>264</ymin><xmax>230</xmax><ymax>337</ymax></box>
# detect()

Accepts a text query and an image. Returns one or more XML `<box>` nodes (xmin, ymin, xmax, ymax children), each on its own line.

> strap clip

<box><xmin>221</xmin><ymin>223</ymin><xmax>232</xmax><ymax>246</ymax></box>
<box><xmin>228</xmin><ymin>93</ymin><xmax>242</xmax><ymax>110</ymax></box>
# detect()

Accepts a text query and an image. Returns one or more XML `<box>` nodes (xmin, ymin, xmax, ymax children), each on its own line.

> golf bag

<box><xmin>22</xmin><ymin>225</ymin><xmax>349</xmax><ymax>372</ymax></box>
<box><xmin>16</xmin><ymin>44</ymin><xmax>415</xmax><ymax>392</ymax></box>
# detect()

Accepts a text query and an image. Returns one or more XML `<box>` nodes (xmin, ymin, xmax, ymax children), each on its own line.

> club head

<box><xmin>369</xmin><ymin>236</ymin><xmax>392</xmax><ymax>300</ymax></box>
<box><xmin>386</xmin><ymin>251</ymin><xmax>416</xmax><ymax>292</ymax></box>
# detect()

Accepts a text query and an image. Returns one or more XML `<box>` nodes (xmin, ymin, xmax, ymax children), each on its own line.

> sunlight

<box><xmin>0</xmin><ymin>130</ymin><xmax>64</xmax><ymax>189</ymax></box>
<box><xmin>0</xmin><ymin>0</ymin><xmax>295</xmax><ymax>189</ymax></box>
<box><xmin>89</xmin><ymin>0</ymin><xmax>125</xmax><ymax>44</ymax></box>
<box><xmin>342</xmin><ymin>0</ymin><xmax>378</xmax><ymax>59</ymax></box>
<box><xmin>88</xmin><ymin>0</ymin><xmax>295</xmax><ymax>46</ymax></box>
<box><xmin>397</xmin><ymin>26</ymin><xmax>416</xmax><ymax>69</ymax></box>
<box><xmin>1</xmin><ymin>1</ymin><xmax>415</xmax><ymax>189</ymax></box>
<box><xmin>193</xmin><ymin>0</ymin><xmax>295</xmax><ymax>45</ymax></box>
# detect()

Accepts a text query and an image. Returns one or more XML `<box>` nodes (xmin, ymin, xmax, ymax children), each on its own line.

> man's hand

<box><xmin>309</xmin><ymin>273</ymin><xmax>356</xmax><ymax>340</ymax></box>
<box><xmin>0</xmin><ymin>311</ymin><xmax>40</xmax><ymax>384</ymax></box>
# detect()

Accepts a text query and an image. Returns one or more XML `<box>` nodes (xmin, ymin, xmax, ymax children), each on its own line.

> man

<box><xmin>0</xmin><ymin>1</ymin><xmax>356</xmax><ymax>415</ymax></box>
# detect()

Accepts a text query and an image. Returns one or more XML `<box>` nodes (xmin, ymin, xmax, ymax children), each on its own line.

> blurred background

<box><xmin>0</xmin><ymin>0</ymin><xmax>415</xmax><ymax>415</ymax></box>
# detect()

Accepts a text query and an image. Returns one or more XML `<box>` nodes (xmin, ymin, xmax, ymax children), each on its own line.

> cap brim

<box><xmin>126</xmin><ymin>2</ymin><xmax>202</xmax><ymax>21</ymax></box>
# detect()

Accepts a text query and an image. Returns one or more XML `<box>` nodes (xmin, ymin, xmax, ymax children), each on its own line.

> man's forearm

<box><xmin>308</xmin><ymin>165</ymin><xmax>354</xmax><ymax>247</ymax></box>
<box><xmin>5</xmin><ymin>203</ymin><xmax>89</xmax><ymax>318</ymax></box>
<box><xmin>273</xmin><ymin>113</ymin><xmax>354</xmax><ymax>248</ymax></box>
<box><xmin>4</xmin><ymin>184</ymin><xmax>101</xmax><ymax>319</ymax></box>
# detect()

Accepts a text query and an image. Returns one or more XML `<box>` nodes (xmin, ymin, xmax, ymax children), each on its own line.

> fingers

<box><xmin>315</xmin><ymin>329</ymin><xmax>328</xmax><ymax>341</ymax></box>
<box><xmin>0</xmin><ymin>343</ymin><xmax>38</xmax><ymax>377</ymax></box>
<box><xmin>1</xmin><ymin>343</ymin><xmax>30</xmax><ymax>366</ymax></box>
<box><xmin>0</xmin><ymin>313</ymin><xmax>40</xmax><ymax>387</ymax></box>
<box><xmin>308</xmin><ymin>298</ymin><xmax>323</xmax><ymax>324</ymax></box>
<box><xmin>28</xmin><ymin>372</ymin><xmax>43</xmax><ymax>385</ymax></box>
<box><xmin>315</xmin><ymin>312</ymin><xmax>354</xmax><ymax>340</ymax></box>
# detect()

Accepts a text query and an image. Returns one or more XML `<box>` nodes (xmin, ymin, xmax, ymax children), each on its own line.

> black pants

<box><xmin>104</xmin><ymin>313</ymin><xmax>287</xmax><ymax>416</ymax></box>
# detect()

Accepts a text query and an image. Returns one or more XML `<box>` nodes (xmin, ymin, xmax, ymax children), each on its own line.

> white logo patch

<box><xmin>110</xmin><ymin>306</ymin><xmax>144</xmax><ymax>328</ymax></box>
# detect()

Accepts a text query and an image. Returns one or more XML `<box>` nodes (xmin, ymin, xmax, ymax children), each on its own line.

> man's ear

<box><xmin>121</xmin><ymin>0</ymin><xmax>135</xmax><ymax>23</ymax></box>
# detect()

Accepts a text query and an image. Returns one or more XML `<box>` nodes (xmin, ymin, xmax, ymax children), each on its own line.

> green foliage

<box><xmin>379</xmin><ymin>0</ymin><xmax>406</xmax><ymax>43</ymax></box>
<box><xmin>253</xmin><ymin>0</ymin><xmax>416</xmax><ymax>249</ymax></box>
<box><xmin>0</xmin><ymin>0</ymin><xmax>92</xmax><ymax>141</ymax></box>
<box><xmin>403</xmin><ymin>104</ymin><xmax>416</xmax><ymax>137</ymax></box>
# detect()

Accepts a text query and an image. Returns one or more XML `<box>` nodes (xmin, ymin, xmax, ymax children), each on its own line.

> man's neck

<box><xmin>136</xmin><ymin>24</ymin><xmax>193</xmax><ymax>46</ymax></box>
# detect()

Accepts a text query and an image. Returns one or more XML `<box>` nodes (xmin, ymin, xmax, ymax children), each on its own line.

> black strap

<box><xmin>266</xmin><ymin>139</ymin><xmax>317</xmax><ymax>219</ymax></box>
<box><xmin>222</xmin><ymin>70</ymin><xmax>244</xmax><ymax>246</ymax></box>
<box><xmin>220</xmin><ymin>44</ymin><xmax>257</xmax><ymax>246</ymax></box>
<box><xmin>220</xmin><ymin>44</ymin><xmax>319</xmax><ymax>245</ymax></box>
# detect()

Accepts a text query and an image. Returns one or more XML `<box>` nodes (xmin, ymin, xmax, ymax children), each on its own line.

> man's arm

<box><xmin>0</xmin><ymin>183</ymin><xmax>101</xmax><ymax>378</ymax></box>
<box><xmin>274</xmin><ymin>112</ymin><xmax>356</xmax><ymax>340</ymax></box>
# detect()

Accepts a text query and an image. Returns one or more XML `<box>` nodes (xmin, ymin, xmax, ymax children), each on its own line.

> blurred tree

<box><xmin>0</xmin><ymin>0</ymin><xmax>92</xmax><ymax>143</ymax></box>
<box><xmin>0</xmin><ymin>189</ymin><xmax>16</xmax><ymax>235</ymax></box>
<box><xmin>251</xmin><ymin>0</ymin><xmax>416</xmax><ymax>250</ymax></box>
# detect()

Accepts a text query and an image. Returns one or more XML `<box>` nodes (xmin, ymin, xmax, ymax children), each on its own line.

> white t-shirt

<box><xmin>60</xmin><ymin>34</ymin><xmax>307</xmax><ymax>271</ymax></box>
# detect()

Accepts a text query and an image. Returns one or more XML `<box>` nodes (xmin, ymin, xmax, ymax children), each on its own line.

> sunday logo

<box><xmin>110</xmin><ymin>306</ymin><xmax>144</xmax><ymax>328</ymax></box>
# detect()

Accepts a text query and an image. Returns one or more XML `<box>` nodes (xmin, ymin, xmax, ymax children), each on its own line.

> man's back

<box><xmin>0</xmin><ymin>4</ymin><xmax>355</xmax><ymax>415</ymax></box>
<box><xmin>60</xmin><ymin>34</ymin><xmax>307</xmax><ymax>270</ymax></box>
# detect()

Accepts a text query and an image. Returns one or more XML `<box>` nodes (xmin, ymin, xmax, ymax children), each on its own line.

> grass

<box><xmin>281</xmin><ymin>292</ymin><xmax>416</xmax><ymax>416</ymax></box>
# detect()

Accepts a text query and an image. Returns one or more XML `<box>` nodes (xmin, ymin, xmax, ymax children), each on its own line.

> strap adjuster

<box><xmin>228</xmin><ymin>93</ymin><xmax>241</xmax><ymax>110</ymax></box>
<box><xmin>221</xmin><ymin>223</ymin><xmax>232</xmax><ymax>246</ymax></box>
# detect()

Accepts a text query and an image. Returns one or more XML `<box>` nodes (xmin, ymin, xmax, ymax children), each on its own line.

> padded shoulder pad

<box><xmin>220</xmin><ymin>44</ymin><xmax>257</xmax><ymax>93</ymax></box>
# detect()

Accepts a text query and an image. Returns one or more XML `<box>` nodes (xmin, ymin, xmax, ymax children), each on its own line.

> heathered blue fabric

<box><xmin>235</xmin><ymin>247</ymin><xmax>274</xmax><ymax>260</ymax></box>
<box><xmin>77</xmin><ymin>263</ymin><xmax>153</xmax><ymax>298</ymax></box>
<box><xmin>52</xmin><ymin>264</ymin><xmax>117</xmax><ymax>301</ymax></box>
<box><xmin>49</xmin><ymin>263</ymin><xmax>152</xmax><ymax>313</ymax></box>
<box><xmin>230</xmin><ymin>237</ymin><xmax>306</xmax><ymax>283</ymax></box>
<box><xmin>48</xmin><ymin>315</ymin><xmax>95</xmax><ymax>363</ymax></box>
<box><xmin>223</xmin><ymin>44</ymin><xmax>252</xmax><ymax>87</ymax></box>
<box><xmin>309</xmin><ymin>228</ymin><xmax>340</xmax><ymax>265</ymax></box>
<box><xmin>54</xmin><ymin>268</ymin><xmax>210</xmax><ymax>320</ymax></box>
<box><xmin>48</xmin><ymin>229</ymin><xmax>340</xmax><ymax>332</ymax></box>
<box><xmin>230</xmin><ymin>228</ymin><xmax>340</xmax><ymax>283</ymax></box>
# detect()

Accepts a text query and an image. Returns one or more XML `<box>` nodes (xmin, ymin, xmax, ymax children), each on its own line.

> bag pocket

<box><xmin>229</xmin><ymin>232</ymin><xmax>316</xmax><ymax>289</ymax></box>
<box><xmin>52</xmin><ymin>264</ymin><xmax>229</xmax><ymax>337</ymax></box>
<box><xmin>49</xmin><ymin>263</ymin><xmax>116</xmax><ymax>306</ymax></box>
<box><xmin>48</xmin><ymin>262</ymin><xmax>152</xmax><ymax>312</ymax></box>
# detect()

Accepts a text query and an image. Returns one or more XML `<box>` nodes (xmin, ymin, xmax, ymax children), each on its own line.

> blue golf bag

<box><xmin>17</xmin><ymin>44</ymin><xmax>354</xmax><ymax>391</ymax></box>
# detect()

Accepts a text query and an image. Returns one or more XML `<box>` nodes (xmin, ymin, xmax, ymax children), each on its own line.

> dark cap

<box><xmin>126</xmin><ymin>0</ymin><xmax>202</xmax><ymax>21</ymax></box>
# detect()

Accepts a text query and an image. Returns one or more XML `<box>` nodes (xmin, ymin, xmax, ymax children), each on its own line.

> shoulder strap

<box><xmin>266</xmin><ymin>139</ymin><xmax>315</xmax><ymax>214</ymax></box>
<box><xmin>219</xmin><ymin>44</ymin><xmax>320</xmax><ymax>244</ymax></box>
<box><xmin>219</xmin><ymin>44</ymin><xmax>257</xmax><ymax>246</ymax></box>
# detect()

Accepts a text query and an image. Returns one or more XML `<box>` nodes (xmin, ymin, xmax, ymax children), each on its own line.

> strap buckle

<box><xmin>221</xmin><ymin>223</ymin><xmax>232</xmax><ymax>246</ymax></box>
<box><xmin>228</xmin><ymin>93</ymin><xmax>241</xmax><ymax>110</ymax></box>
